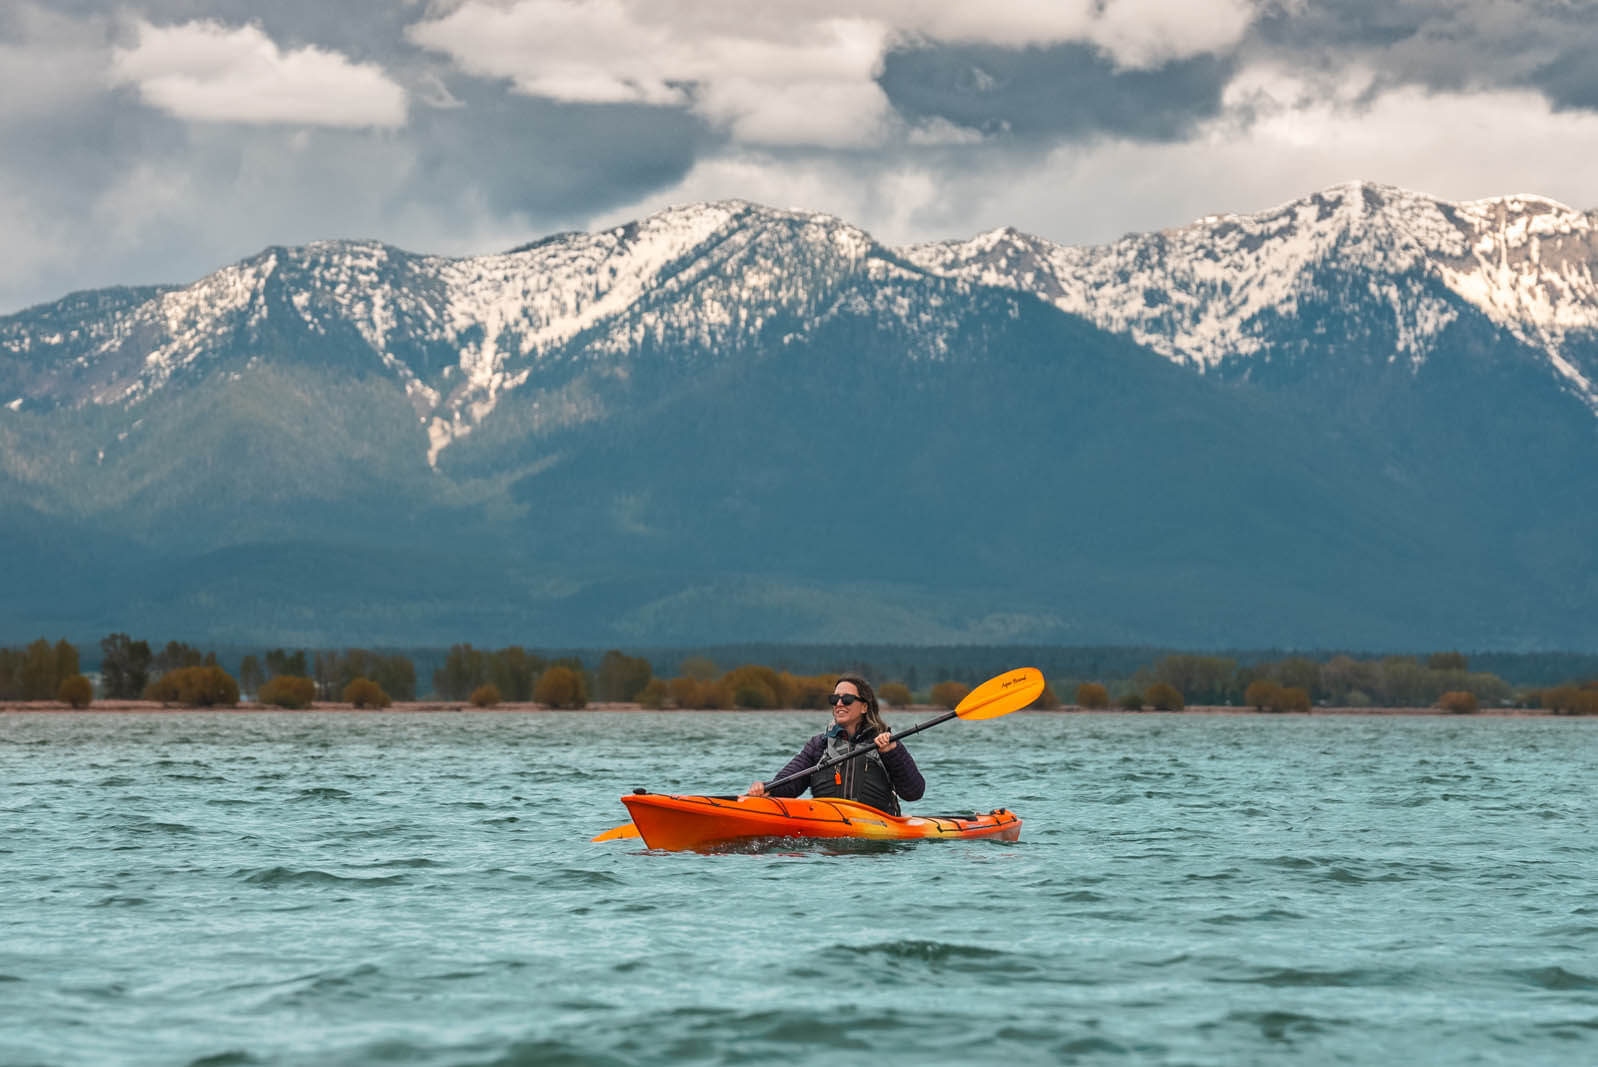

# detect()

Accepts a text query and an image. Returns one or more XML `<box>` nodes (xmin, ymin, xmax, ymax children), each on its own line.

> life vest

<box><xmin>809</xmin><ymin>724</ymin><xmax>900</xmax><ymax>815</ymax></box>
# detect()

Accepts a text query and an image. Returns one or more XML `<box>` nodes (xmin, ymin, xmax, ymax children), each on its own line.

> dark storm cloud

<box><xmin>880</xmin><ymin>43</ymin><xmax>1236</xmax><ymax>143</ymax></box>
<box><xmin>1526</xmin><ymin>48</ymin><xmax>1598</xmax><ymax>113</ymax></box>
<box><xmin>8</xmin><ymin>0</ymin><xmax>1598</xmax><ymax>315</ymax></box>
<box><xmin>1250</xmin><ymin>0</ymin><xmax>1598</xmax><ymax>109</ymax></box>
<box><xmin>404</xmin><ymin>78</ymin><xmax>714</xmax><ymax>223</ymax></box>
<box><xmin>1</xmin><ymin>83</ymin><xmax>713</xmax><ymax>311</ymax></box>
<box><xmin>1251</xmin><ymin>1</ymin><xmax>1433</xmax><ymax>53</ymax></box>
<box><xmin>876</xmin><ymin>1</ymin><xmax>1598</xmax><ymax>152</ymax></box>
<box><xmin>36</xmin><ymin>0</ymin><xmax>422</xmax><ymax>61</ymax></box>
<box><xmin>0</xmin><ymin>1</ymin><xmax>718</xmax><ymax>311</ymax></box>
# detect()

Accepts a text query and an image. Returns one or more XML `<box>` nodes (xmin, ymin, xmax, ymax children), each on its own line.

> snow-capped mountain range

<box><xmin>7</xmin><ymin>182</ymin><xmax>1597</xmax><ymax>465</ymax></box>
<box><xmin>2</xmin><ymin>181</ymin><xmax>1596</xmax><ymax>650</ymax></box>
<box><xmin>3</xmin><ymin>202</ymin><xmax>936</xmax><ymax>465</ymax></box>
<box><xmin>907</xmin><ymin>181</ymin><xmax>1598</xmax><ymax>407</ymax></box>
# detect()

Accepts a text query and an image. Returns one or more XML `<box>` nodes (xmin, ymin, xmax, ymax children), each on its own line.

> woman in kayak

<box><xmin>745</xmin><ymin>675</ymin><xmax>925</xmax><ymax>814</ymax></box>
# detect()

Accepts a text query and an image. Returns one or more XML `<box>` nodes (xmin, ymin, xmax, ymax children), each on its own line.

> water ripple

<box><xmin>2</xmin><ymin>710</ymin><xmax>1596</xmax><ymax>1065</ymax></box>
<box><xmin>236</xmin><ymin>867</ymin><xmax>408</xmax><ymax>887</ymax></box>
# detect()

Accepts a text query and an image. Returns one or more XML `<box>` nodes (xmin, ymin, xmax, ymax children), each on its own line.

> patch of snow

<box><xmin>427</xmin><ymin>414</ymin><xmax>467</xmax><ymax>468</ymax></box>
<box><xmin>24</xmin><ymin>184</ymin><xmax>1598</xmax><ymax>444</ymax></box>
<box><xmin>902</xmin><ymin>181</ymin><xmax>1598</xmax><ymax>412</ymax></box>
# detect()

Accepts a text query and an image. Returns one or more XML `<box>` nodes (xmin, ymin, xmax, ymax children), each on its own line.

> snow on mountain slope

<box><xmin>7</xmin><ymin>182</ymin><xmax>1598</xmax><ymax>470</ymax></box>
<box><xmin>1</xmin><ymin>201</ymin><xmax>909</xmax><ymax>465</ymax></box>
<box><xmin>903</xmin><ymin>182</ymin><xmax>1598</xmax><ymax>411</ymax></box>
<box><xmin>420</xmin><ymin>202</ymin><xmax>903</xmax><ymax>462</ymax></box>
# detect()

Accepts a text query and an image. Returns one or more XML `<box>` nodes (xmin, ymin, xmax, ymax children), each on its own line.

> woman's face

<box><xmin>831</xmin><ymin>681</ymin><xmax>867</xmax><ymax>733</ymax></box>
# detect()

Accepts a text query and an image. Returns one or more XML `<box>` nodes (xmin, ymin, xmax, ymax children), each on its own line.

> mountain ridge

<box><xmin>905</xmin><ymin>181</ymin><xmax>1598</xmax><ymax>410</ymax></box>
<box><xmin>3</xmin><ymin>182</ymin><xmax>1595</xmax><ymax>649</ymax></box>
<box><xmin>9</xmin><ymin>182</ymin><xmax>1598</xmax><ymax>421</ymax></box>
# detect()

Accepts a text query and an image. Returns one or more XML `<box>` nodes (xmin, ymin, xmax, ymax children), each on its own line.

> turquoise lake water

<box><xmin>3</xmin><ymin>710</ymin><xmax>1596</xmax><ymax>1065</ymax></box>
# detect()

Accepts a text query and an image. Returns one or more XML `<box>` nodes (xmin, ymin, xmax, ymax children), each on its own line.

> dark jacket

<box><xmin>765</xmin><ymin>722</ymin><xmax>925</xmax><ymax>814</ymax></box>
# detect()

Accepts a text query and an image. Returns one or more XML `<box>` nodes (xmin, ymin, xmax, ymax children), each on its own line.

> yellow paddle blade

<box><xmin>591</xmin><ymin>822</ymin><xmax>641</xmax><ymax>842</ymax></box>
<box><xmin>955</xmin><ymin>667</ymin><xmax>1045</xmax><ymax>720</ymax></box>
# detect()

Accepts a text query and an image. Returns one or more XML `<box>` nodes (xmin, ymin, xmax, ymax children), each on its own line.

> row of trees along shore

<box><xmin>3</xmin><ymin>637</ymin><xmax>1597</xmax><ymax>715</ymax></box>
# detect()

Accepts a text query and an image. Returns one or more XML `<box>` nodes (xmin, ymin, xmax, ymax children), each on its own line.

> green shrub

<box><xmin>637</xmin><ymin>679</ymin><xmax>669</xmax><ymax>709</ymax></box>
<box><xmin>785</xmin><ymin>674</ymin><xmax>836</xmax><ymax>709</ymax></box>
<box><xmin>666</xmin><ymin>677</ymin><xmax>731</xmax><ymax>709</ymax></box>
<box><xmin>146</xmin><ymin>666</ymin><xmax>239</xmax><ymax>707</ymax></box>
<box><xmin>667</xmin><ymin>677</ymin><xmax>700</xmax><ymax>708</ymax></box>
<box><xmin>259</xmin><ymin>675</ymin><xmax>316</xmax><ymax>709</ymax></box>
<box><xmin>1547</xmin><ymin>685</ymin><xmax>1598</xmax><ymax>715</ymax></box>
<box><xmin>343</xmin><ymin>677</ymin><xmax>391</xmax><ymax>709</ymax></box>
<box><xmin>723</xmin><ymin>665</ymin><xmax>782</xmax><ymax>709</ymax></box>
<box><xmin>58</xmin><ymin>674</ymin><xmax>93</xmax><ymax>708</ymax></box>
<box><xmin>1146</xmin><ymin>682</ymin><xmax>1184</xmax><ymax>710</ymax></box>
<box><xmin>5</xmin><ymin>638</ymin><xmax>80</xmax><ymax>700</ymax></box>
<box><xmin>1118</xmin><ymin>690</ymin><xmax>1145</xmax><ymax>711</ymax></box>
<box><xmin>1075</xmin><ymin>682</ymin><xmax>1109</xmax><ymax>709</ymax></box>
<box><xmin>470</xmin><ymin>684</ymin><xmax>502</xmax><ymax>708</ymax></box>
<box><xmin>1245</xmin><ymin>680</ymin><xmax>1309</xmax><ymax>712</ymax></box>
<box><xmin>1278</xmin><ymin>686</ymin><xmax>1312</xmax><ymax>713</ymax></box>
<box><xmin>144</xmin><ymin>672</ymin><xmax>179</xmax><ymax>704</ymax></box>
<box><xmin>595</xmin><ymin>650</ymin><xmax>653</xmax><ymax>702</ymax></box>
<box><xmin>929</xmin><ymin>680</ymin><xmax>971</xmax><ymax>709</ymax></box>
<box><xmin>1033</xmin><ymin>683</ymin><xmax>1061</xmax><ymax>709</ymax></box>
<box><xmin>1245</xmin><ymin>679</ymin><xmax>1283</xmax><ymax>711</ymax></box>
<box><xmin>678</xmin><ymin>655</ymin><xmax>718</xmax><ymax>680</ymax></box>
<box><xmin>877</xmin><ymin>682</ymin><xmax>913</xmax><ymax>707</ymax></box>
<box><xmin>534</xmin><ymin>666</ymin><xmax>588</xmax><ymax>708</ymax></box>
<box><xmin>734</xmin><ymin>679</ymin><xmax>775</xmax><ymax>708</ymax></box>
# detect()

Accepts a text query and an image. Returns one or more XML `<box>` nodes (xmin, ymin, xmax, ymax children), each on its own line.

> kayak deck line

<box><xmin>618</xmin><ymin>792</ymin><xmax>1022</xmax><ymax>851</ymax></box>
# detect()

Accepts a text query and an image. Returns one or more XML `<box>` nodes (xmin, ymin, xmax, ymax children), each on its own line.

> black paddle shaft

<box><xmin>760</xmin><ymin>709</ymin><xmax>958</xmax><ymax>792</ymax></box>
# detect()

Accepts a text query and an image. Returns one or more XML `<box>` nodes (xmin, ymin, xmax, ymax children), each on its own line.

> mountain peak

<box><xmin>904</xmin><ymin>182</ymin><xmax>1598</xmax><ymax>410</ymax></box>
<box><xmin>8</xmin><ymin>181</ymin><xmax>1598</xmax><ymax>448</ymax></box>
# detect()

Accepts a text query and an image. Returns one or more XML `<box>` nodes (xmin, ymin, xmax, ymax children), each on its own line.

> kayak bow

<box><xmin>620</xmin><ymin>792</ymin><xmax>1021</xmax><ymax>851</ymax></box>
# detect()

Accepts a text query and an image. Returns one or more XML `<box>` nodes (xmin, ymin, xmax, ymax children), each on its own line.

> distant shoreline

<box><xmin>1</xmin><ymin>701</ymin><xmax>1586</xmax><ymax>717</ymax></box>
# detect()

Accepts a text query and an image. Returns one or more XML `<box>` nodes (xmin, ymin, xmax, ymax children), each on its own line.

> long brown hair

<box><xmin>836</xmin><ymin>675</ymin><xmax>886</xmax><ymax>735</ymax></box>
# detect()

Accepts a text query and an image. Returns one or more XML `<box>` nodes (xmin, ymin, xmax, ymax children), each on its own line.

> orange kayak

<box><xmin>619</xmin><ymin>792</ymin><xmax>1022</xmax><ymax>851</ymax></box>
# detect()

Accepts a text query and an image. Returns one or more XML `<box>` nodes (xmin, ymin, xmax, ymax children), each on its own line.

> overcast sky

<box><xmin>5</xmin><ymin>0</ymin><xmax>1598</xmax><ymax>313</ymax></box>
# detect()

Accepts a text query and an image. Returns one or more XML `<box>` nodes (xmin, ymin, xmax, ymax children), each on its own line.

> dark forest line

<box><xmin>45</xmin><ymin>640</ymin><xmax>1598</xmax><ymax>691</ymax></box>
<box><xmin>3</xmin><ymin>636</ymin><xmax>1597</xmax><ymax>713</ymax></box>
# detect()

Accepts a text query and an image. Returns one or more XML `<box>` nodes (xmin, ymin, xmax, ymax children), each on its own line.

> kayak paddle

<box><xmin>590</xmin><ymin>666</ymin><xmax>1044</xmax><ymax>842</ymax></box>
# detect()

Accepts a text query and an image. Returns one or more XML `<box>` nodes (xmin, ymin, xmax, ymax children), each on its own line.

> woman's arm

<box><xmin>879</xmin><ymin>743</ymin><xmax>925</xmax><ymax>802</ymax></box>
<box><xmin>751</xmin><ymin>734</ymin><xmax>826</xmax><ymax>798</ymax></box>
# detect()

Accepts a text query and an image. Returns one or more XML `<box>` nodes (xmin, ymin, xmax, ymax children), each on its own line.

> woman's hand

<box><xmin>874</xmin><ymin>732</ymin><xmax>897</xmax><ymax>753</ymax></box>
<box><xmin>746</xmin><ymin>781</ymin><xmax>767</xmax><ymax>797</ymax></box>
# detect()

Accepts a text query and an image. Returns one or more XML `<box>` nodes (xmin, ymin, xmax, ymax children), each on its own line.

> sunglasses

<box><xmin>828</xmin><ymin>693</ymin><xmax>866</xmax><ymax>707</ymax></box>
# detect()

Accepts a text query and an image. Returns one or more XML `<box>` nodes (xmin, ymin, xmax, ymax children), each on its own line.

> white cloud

<box><xmin>1082</xmin><ymin>0</ymin><xmax>1257</xmax><ymax>69</ymax></box>
<box><xmin>585</xmin><ymin>150</ymin><xmax>953</xmax><ymax>248</ymax></box>
<box><xmin>407</xmin><ymin>0</ymin><xmax>1260</xmax><ymax>148</ymax></box>
<box><xmin>589</xmin><ymin>78</ymin><xmax>1598</xmax><ymax>255</ymax></box>
<box><xmin>410</xmin><ymin>1</ymin><xmax>894</xmax><ymax>146</ymax></box>
<box><xmin>906</xmin><ymin>117</ymin><xmax>987</xmax><ymax>146</ymax></box>
<box><xmin>688</xmin><ymin>19</ymin><xmax>893</xmax><ymax>147</ymax></box>
<box><xmin>406</xmin><ymin>0</ymin><xmax>686</xmax><ymax>105</ymax></box>
<box><xmin>964</xmin><ymin>80</ymin><xmax>1598</xmax><ymax>246</ymax></box>
<box><xmin>110</xmin><ymin>19</ymin><xmax>408</xmax><ymax>128</ymax></box>
<box><xmin>12</xmin><ymin>3</ymin><xmax>1596</xmax><ymax>322</ymax></box>
<box><xmin>900</xmin><ymin>0</ymin><xmax>1257</xmax><ymax>68</ymax></box>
